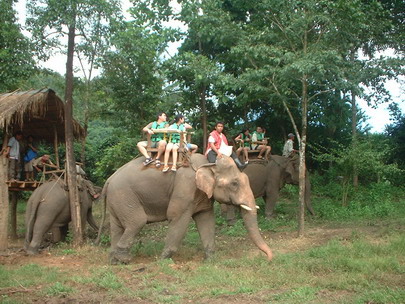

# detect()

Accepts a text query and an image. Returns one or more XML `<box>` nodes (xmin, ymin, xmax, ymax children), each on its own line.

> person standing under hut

<box><xmin>137</xmin><ymin>112</ymin><xmax>169</xmax><ymax>167</ymax></box>
<box><xmin>252</xmin><ymin>126</ymin><xmax>271</xmax><ymax>159</ymax></box>
<box><xmin>4</xmin><ymin>131</ymin><xmax>23</xmax><ymax>181</ymax></box>
<box><xmin>235</xmin><ymin>129</ymin><xmax>251</xmax><ymax>164</ymax></box>
<box><xmin>205</xmin><ymin>122</ymin><xmax>246</xmax><ymax>169</ymax></box>
<box><xmin>23</xmin><ymin>135</ymin><xmax>39</xmax><ymax>181</ymax></box>
<box><xmin>162</xmin><ymin>114</ymin><xmax>194</xmax><ymax>172</ymax></box>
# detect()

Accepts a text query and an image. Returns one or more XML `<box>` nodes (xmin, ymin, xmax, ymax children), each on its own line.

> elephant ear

<box><xmin>195</xmin><ymin>164</ymin><xmax>216</xmax><ymax>199</ymax></box>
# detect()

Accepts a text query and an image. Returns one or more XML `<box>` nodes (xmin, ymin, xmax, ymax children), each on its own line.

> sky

<box><xmin>13</xmin><ymin>0</ymin><xmax>404</xmax><ymax>133</ymax></box>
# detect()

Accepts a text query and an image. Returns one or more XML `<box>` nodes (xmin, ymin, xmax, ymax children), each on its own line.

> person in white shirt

<box><xmin>4</xmin><ymin>131</ymin><xmax>23</xmax><ymax>181</ymax></box>
<box><xmin>282</xmin><ymin>133</ymin><xmax>298</xmax><ymax>157</ymax></box>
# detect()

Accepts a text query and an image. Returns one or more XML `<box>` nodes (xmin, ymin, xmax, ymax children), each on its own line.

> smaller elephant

<box><xmin>24</xmin><ymin>179</ymin><xmax>100</xmax><ymax>255</ymax></box>
<box><xmin>223</xmin><ymin>155</ymin><xmax>315</xmax><ymax>223</ymax></box>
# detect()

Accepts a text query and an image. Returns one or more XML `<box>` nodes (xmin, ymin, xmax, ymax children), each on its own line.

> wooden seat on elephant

<box><xmin>146</xmin><ymin>130</ymin><xmax>193</xmax><ymax>167</ymax></box>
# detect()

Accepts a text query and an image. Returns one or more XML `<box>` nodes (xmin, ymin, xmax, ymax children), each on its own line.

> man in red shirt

<box><xmin>205</xmin><ymin>122</ymin><xmax>246</xmax><ymax>169</ymax></box>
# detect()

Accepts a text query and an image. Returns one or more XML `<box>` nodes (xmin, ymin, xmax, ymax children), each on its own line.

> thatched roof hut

<box><xmin>0</xmin><ymin>88</ymin><xmax>85</xmax><ymax>142</ymax></box>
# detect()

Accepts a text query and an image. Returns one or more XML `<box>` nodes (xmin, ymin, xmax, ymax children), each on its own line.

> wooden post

<box><xmin>10</xmin><ymin>192</ymin><xmax>18</xmax><ymax>240</ymax></box>
<box><xmin>53</xmin><ymin>125</ymin><xmax>60</xmax><ymax>168</ymax></box>
<box><xmin>0</xmin><ymin>133</ymin><xmax>10</xmax><ymax>250</ymax></box>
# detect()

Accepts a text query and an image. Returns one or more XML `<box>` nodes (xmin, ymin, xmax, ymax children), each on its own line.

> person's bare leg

<box><xmin>265</xmin><ymin>146</ymin><xmax>271</xmax><ymax>159</ymax></box>
<box><xmin>156</xmin><ymin>140</ymin><xmax>167</xmax><ymax>160</ymax></box>
<box><xmin>137</xmin><ymin>141</ymin><xmax>150</xmax><ymax>159</ymax></box>
<box><xmin>172</xmin><ymin>145</ymin><xmax>179</xmax><ymax>170</ymax></box>
<box><xmin>244</xmin><ymin>147</ymin><xmax>249</xmax><ymax>163</ymax></box>
<box><xmin>164</xmin><ymin>143</ymin><xmax>173</xmax><ymax>168</ymax></box>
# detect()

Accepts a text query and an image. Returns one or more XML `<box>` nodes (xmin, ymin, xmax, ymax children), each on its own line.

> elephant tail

<box><xmin>95</xmin><ymin>180</ymin><xmax>109</xmax><ymax>245</ymax></box>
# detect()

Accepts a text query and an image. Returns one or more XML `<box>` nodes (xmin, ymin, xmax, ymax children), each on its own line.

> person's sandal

<box><xmin>162</xmin><ymin>165</ymin><xmax>170</xmax><ymax>173</ymax></box>
<box><xmin>143</xmin><ymin>157</ymin><xmax>154</xmax><ymax>166</ymax></box>
<box><xmin>155</xmin><ymin>159</ymin><xmax>161</xmax><ymax>168</ymax></box>
<box><xmin>171</xmin><ymin>166</ymin><xmax>177</xmax><ymax>172</ymax></box>
<box><xmin>257</xmin><ymin>155</ymin><xmax>263</xmax><ymax>159</ymax></box>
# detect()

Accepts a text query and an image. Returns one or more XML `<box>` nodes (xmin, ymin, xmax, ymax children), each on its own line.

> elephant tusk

<box><xmin>256</xmin><ymin>205</ymin><xmax>260</xmax><ymax>209</ymax></box>
<box><xmin>241</xmin><ymin>204</ymin><xmax>252</xmax><ymax>211</ymax></box>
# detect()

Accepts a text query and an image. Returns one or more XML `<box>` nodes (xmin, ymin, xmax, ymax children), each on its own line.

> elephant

<box><xmin>100</xmin><ymin>154</ymin><xmax>273</xmax><ymax>264</ymax></box>
<box><xmin>223</xmin><ymin>155</ymin><xmax>315</xmax><ymax>222</ymax></box>
<box><xmin>24</xmin><ymin>179</ymin><xmax>100</xmax><ymax>255</ymax></box>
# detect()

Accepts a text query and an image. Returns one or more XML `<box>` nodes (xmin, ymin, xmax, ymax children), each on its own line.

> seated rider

<box><xmin>205</xmin><ymin>122</ymin><xmax>246</xmax><ymax>169</ymax></box>
<box><xmin>162</xmin><ymin>114</ymin><xmax>196</xmax><ymax>172</ymax></box>
<box><xmin>282</xmin><ymin>133</ymin><xmax>298</xmax><ymax>158</ymax></box>
<box><xmin>137</xmin><ymin>112</ymin><xmax>169</xmax><ymax>167</ymax></box>
<box><xmin>252</xmin><ymin>126</ymin><xmax>271</xmax><ymax>159</ymax></box>
<box><xmin>235</xmin><ymin>129</ymin><xmax>251</xmax><ymax>164</ymax></box>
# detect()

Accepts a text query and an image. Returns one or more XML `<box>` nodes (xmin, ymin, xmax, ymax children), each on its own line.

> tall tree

<box><xmin>0</xmin><ymin>0</ymin><xmax>34</xmax><ymax>92</ymax></box>
<box><xmin>223</xmin><ymin>0</ymin><xmax>398</xmax><ymax>235</ymax></box>
<box><xmin>0</xmin><ymin>0</ymin><xmax>35</xmax><ymax>251</ymax></box>
<box><xmin>26</xmin><ymin>0</ymin><xmax>121</xmax><ymax>246</ymax></box>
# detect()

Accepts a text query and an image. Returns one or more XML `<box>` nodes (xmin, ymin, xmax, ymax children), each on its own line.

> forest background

<box><xmin>1</xmin><ymin>1</ymin><xmax>405</xmax><ymax>302</ymax></box>
<box><xmin>1</xmin><ymin>0</ymin><xmax>404</xmax><ymax>196</ymax></box>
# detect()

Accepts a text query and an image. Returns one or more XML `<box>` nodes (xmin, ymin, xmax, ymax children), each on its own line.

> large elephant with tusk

<box><xmin>99</xmin><ymin>154</ymin><xmax>273</xmax><ymax>264</ymax></box>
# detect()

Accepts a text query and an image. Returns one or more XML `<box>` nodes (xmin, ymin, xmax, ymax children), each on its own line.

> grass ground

<box><xmin>1</xmin><ymin>185</ymin><xmax>404</xmax><ymax>304</ymax></box>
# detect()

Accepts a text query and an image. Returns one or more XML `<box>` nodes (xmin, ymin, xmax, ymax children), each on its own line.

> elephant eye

<box><xmin>231</xmin><ymin>180</ymin><xmax>239</xmax><ymax>188</ymax></box>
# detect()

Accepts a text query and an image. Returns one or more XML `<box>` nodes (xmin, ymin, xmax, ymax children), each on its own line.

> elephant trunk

<box><xmin>241</xmin><ymin>209</ymin><xmax>273</xmax><ymax>261</ymax></box>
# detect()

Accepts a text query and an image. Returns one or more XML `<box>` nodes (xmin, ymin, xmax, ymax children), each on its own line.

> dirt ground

<box><xmin>1</xmin><ymin>220</ymin><xmax>396</xmax><ymax>304</ymax></box>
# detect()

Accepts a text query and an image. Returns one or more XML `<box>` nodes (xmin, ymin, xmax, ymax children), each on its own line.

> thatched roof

<box><xmin>0</xmin><ymin>88</ymin><xmax>86</xmax><ymax>143</ymax></box>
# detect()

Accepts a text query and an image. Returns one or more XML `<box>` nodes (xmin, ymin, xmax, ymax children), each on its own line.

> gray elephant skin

<box><xmin>25</xmin><ymin>180</ymin><xmax>99</xmax><ymax>255</ymax></box>
<box><xmin>245</xmin><ymin>155</ymin><xmax>314</xmax><ymax>218</ymax></box>
<box><xmin>223</xmin><ymin>155</ymin><xmax>314</xmax><ymax>222</ymax></box>
<box><xmin>101</xmin><ymin>154</ymin><xmax>273</xmax><ymax>264</ymax></box>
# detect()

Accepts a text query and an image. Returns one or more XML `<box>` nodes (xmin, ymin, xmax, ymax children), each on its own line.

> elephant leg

<box><xmin>27</xmin><ymin>220</ymin><xmax>50</xmax><ymax>255</ymax></box>
<box><xmin>193</xmin><ymin>208</ymin><xmax>215</xmax><ymax>260</ymax></box>
<box><xmin>265</xmin><ymin>190</ymin><xmax>279</xmax><ymax>219</ymax></box>
<box><xmin>161</xmin><ymin>205</ymin><xmax>193</xmax><ymax>259</ymax></box>
<box><xmin>51</xmin><ymin>227</ymin><xmax>62</xmax><ymax>243</ymax></box>
<box><xmin>109</xmin><ymin>206</ymin><xmax>147</xmax><ymax>265</ymax></box>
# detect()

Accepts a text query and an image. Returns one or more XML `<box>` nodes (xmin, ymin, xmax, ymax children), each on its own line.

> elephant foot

<box><xmin>26</xmin><ymin>246</ymin><xmax>39</xmax><ymax>255</ymax></box>
<box><xmin>109</xmin><ymin>248</ymin><xmax>132</xmax><ymax>265</ymax></box>
<box><xmin>265</xmin><ymin>213</ymin><xmax>276</xmax><ymax>220</ymax></box>
<box><xmin>160</xmin><ymin>249</ymin><xmax>174</xmax><ymax>260</ymax></box>
<box><xmin>203</xmin><ymin>249</ymin><xmax>215</xmax><ymax>261</ymax></box>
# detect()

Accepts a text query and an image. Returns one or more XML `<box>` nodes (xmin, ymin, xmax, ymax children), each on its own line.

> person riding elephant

<box><xmin>24</xmin><ymin>179</ymin><xmax>101</xmax><ymax>255</ymax></box>
<box><xmin>98</xmin><ymin>153</ymin><xmax>273</xmax><ymax>264</ymax></box>
<box><xmin>222</xmin><ymin>155</ymin><xmax>315</xmax><ymax>223</ymax></box>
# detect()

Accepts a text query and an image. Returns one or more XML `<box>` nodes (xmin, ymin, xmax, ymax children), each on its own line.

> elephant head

<box><xmin>284</xmin><ymin>157</ymin><xmax>300</xmax><ymax>185</ymax></box>
<box><xmin>195</xmin><ymin>156</ymin><xmax>273</xmax><ymax>261</ymax></box>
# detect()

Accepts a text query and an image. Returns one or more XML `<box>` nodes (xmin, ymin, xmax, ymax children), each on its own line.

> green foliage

<box><xmin>93</xmin><ymin>135</ymin><xmax>138</xmax><ymax>183</ymax></box>
<box><xmin>313</xmin><ymin>135</ymin><xmax>403</xmax><ymax>186</ymax></box>
<box><xmin>0</xmin><ymin>0</ymin><xmax>35</xmax><ymax>91</ymax></box>
<box><xmin>44</xmin><ymin>282</ymin><xmax>74</xmax><ymax>296</ymax></box>
<box><xmin>92</xmin><ymin>269</ymin><xmax>123</xmax><ymax>290</ymax></box>
<box><xmin>312</xmin><ymin>180</ymin><xmax>405</xmax><ymax>220</ymax></box>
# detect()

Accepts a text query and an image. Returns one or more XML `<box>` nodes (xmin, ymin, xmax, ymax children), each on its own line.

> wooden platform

<box><xmin>6</xmin><ymin>180</ymin><xmax>43</xmax><ymax>192</ymax></box>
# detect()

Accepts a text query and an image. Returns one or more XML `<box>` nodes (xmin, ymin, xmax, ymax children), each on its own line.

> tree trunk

<box><xmin>298</xmin><ymin>74</ymin><xmax>308</xmax><ymax>237</ymax></box>
<box><xmin>200</xmin><ymin>86</ymin><xmax>208</xmax><ymax>151</ymax></box>
<box><xmin>350</xmin><ymin>50</ymin><xmax>358</xmax><ymax>188</ymax></box>
<box><xmin>64</xmin><ymin>20</ymin><xmax>83</xmax><ymax>247</ymax></box>
<box><xmin>10</xmin><ymin>192</ymin><xmax>18</xmax><ymax>240</ymax></box>
<box><xmin>0</xmin><ymin>134</ymin><xmax>10</xmax><ymax>251</ymax></box>
<box><xmin>351</xmin><ymin>90</ymin><xmax>358</xmax><ymax>188</ymax></box>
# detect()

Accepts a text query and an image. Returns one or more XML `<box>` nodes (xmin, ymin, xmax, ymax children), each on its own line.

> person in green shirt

<box><xmin>162</xmin><ymin>114</ymin><xmax>195</xmax><ymax>172</ymax></box>
<box><xmin>235</xmin><ymin>129</ymin><xmax>251</xmax><ymax>164</ymax></box>
<box><xmin>251</xmin><ymin>126</ymin><xmax>271</xmax><ymax>159</ymax></box>
<box><xmin>137</xmin><ymin>112</ymin><xmax>169</xmax><ymax>167</ymax></box>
